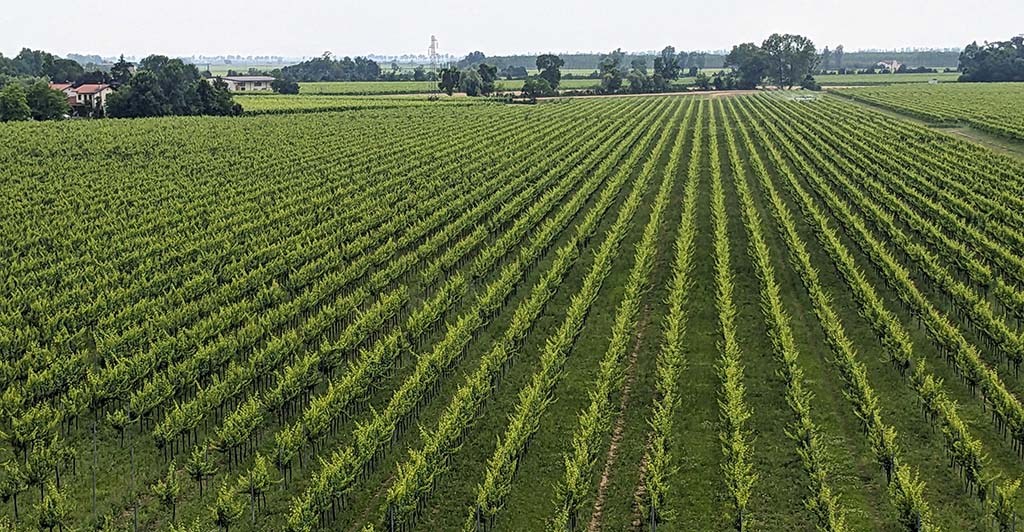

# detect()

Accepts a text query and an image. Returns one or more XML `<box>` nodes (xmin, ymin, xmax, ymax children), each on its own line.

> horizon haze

<box><xmin>4</xmin><ymin>0</ymin><xmax>1022</xmax><ymax>60</ymax></box>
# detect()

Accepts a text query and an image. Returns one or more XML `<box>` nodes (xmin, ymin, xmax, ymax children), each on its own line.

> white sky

<box><xmin>4</xmin><ymin>0</ymin><xmax>1021</xmax><ymax>59</ymax></box>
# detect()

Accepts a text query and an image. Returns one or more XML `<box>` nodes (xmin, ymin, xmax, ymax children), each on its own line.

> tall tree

<box><xmin>761</xmin><ymin>33</ymin><xmax>818</xmax><ymax>89</ymax></box>
<box><xmin>111</xmin><ymin>55</ymin><xmax>134</xmax><ymax>84</ymax></box>
<box><xmin>536</xmin><ymin>53</ymin><xmax>564</xmax><ymax>89</ymax></box>
<box><xmin>654</xmin><ymin>46</ymin><xmax>681</xmax><ymax>80</ymax></box>
<box><xmin>477</xmin><ymin>63</ymin><xmax>498</xmax><ymax>95</ymax></box>
<box><xmin>438</xmin><ymin>66</ymin><xmax>461</xmax><ymax>95</ymax></box>
<box><xmin>0</xmin><ymin>83</ymin><xmax>31</xmax><ymax>122</ymax></box>
<box><xmin>834</xmin><ymin>44</ymin><xmax>845</xmax><ymax>70</ymax></box>
<box><xmin>820</xmin><ymin>46</ymin><xmax>832</xmax><ymax>72</ymax></box>
<box><xmin>725</xmin><ymin>42</ymin><xmax>768</xmax><ymax>89</ymax></box>
<box><xmin>25</xmin><ymin>81</ymin><xmax>70</xmax><ymax>120</ymax></box>
<box><xmin>459</xmin><ymin>68</ymin><xmax>483</xmax><ymax>96</ymax></box>
<box><xmin>598</xmin><ymin>49</ymin><xmax>626</xmax><ymax>94</ymax></box>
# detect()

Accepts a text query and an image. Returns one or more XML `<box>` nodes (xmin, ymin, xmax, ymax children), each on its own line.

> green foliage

<box><xmin>459</xmin><ymin>67</ymin><xmax>483</xmax><ymax>97</ymax></box>
<box><xmin>536</xmin><ymin>54</ymin><xmax>564</xmax><ymax>89</ymax></box>
<box><xmin>152</xmin><ymin>462</ymin><xmax>182</xmax><ymax>522</ymax></box>
<box><xmin>106</xmin><ymin>55</ymin><xmax>241</xmax><ymax>118</ymax></box>
<box><xmin>270</xmin><ymin>78</ymin><xmax>299</xmax><ymax>94</ymax></box>
<box><xmin>111</xmin><ymin>55</ymin><xmax>134</xmax><ymax>84</ymax></box>
<box><xmin>520</xmin><ymin>77</ymin><xmax>553</xmax><ymax>101</ymax></box>
<box><xmin>0</xmin><ymin>83</ymin><xmax>30</xmax><ymax>122</ymax></box>
<box><xmin>279</xmin><ymin>52</ymin><xmax>381</xmax><ymax>82</ymax></box>
<box><xmin>212</xmin><ymin>481</ymin><xmax>245</xmax><ymax>532</ymax></box>
<box><xmin>438</xmin><ymin>66</ymin><xmax>461</xmax><ymax>95</ymax></box>
<box><xmin>35</xmin><ymin>481</ymin><xmax>70</xmax><ymax>532</ymax></box>
<box><xmin>725</xmin><ymin>42</ymin><xmax>768</xmax><ymax>89</ymax></box>
<box><xmin>761</xmin><ymin>33</ymin><xmax>819</xmax><ymax>88</ymax></box>
<box><xmin>22</xmin><ymin>80</ymin><xmax>70</xmax><ymax>120</ymax></box>
<box><xmin>959</xmin><ymin>36</ymin><xmax>1024</xmax><ymax>82</ymax></box>
<box><xmin>598</xmin><ymin>49</ymin><xmax>625</xmax><ymax>94</ymax></box>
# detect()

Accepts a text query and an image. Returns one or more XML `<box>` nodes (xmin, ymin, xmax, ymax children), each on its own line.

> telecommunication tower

<box><xmin>429</xmin><ymin>35</ymin><xmax>439</xmax><ymax>74</ymax></box>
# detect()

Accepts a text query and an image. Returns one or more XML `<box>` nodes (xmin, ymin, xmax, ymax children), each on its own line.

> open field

<box><xmin>834</xmin><ymin>82</ymin><xmax>1024</xmax><ymax>141</ymax></box>
<box><xmin>816</xmin><ymin>71</ymin><xmax>959</xmax><ymax>85</ymax></box>
<box><xmin>233</xmin><ymin>94</ymin><xmax>486</xmax><ymax>114</ymax></box>
<box><xmin>2</xmin><ymin>90</ymin><xmax>1024</xmax><ymax>532</ymax></box>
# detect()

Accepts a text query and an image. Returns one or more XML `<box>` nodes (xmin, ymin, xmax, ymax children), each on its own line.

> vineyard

<box><xmin>835</xmin><ymin>82</ymin><xmax>1024</xmax><ymax>140</ymax></box>
<box><xmin>2</xmin><ymin>91</ymin><xmax>1024</xmax><ymax>532</ymax></box>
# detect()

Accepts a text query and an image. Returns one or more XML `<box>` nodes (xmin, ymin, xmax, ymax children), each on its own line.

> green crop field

<box><xmin>2</xmin><ymin>90</ymin><xmax>1024</xmax><ymax>532</ymax></box>
<box><xmin>233</xmin><ymin>94</ymin><xmax>485</xmax><ymax>114</ymax></box>
<box><xmin>816</xmin><ymin>71</ymin><xmax>960</xmax><ymax>85</ymax></box>
<box><xmin>834</xmin><ymin>82</ymin><xmax>1024</xmax><ymax>140</ymax></box>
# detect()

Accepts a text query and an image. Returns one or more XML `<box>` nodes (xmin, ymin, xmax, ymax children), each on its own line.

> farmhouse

<box><xmin>49</xmin><ymin>82</ymin><xmax>113</xmax><ymax>113</ymax></box>
<box><xmin>73</xmin><ymin>84</ymin><xmax>113</xmax><ymax>108</ymax></box>
<box><xmin>217</xmin><ymin>75</ymin><xmax>275</xmax><ymax>91</ymax></box>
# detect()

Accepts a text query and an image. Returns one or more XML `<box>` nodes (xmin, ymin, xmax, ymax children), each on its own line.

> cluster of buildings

<box><xmin>45</xmin><ymin>75</ymin><xmax>274</xmax><ymax>117</ymax></box>
<box><xmin>49</xmin><ymin>82</ymin><xmax>113</xmax><ymax>114</ymax></box>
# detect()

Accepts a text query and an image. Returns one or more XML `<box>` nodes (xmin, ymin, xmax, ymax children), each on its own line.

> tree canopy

<box><xmin>958</xmin><ymin>36</ymin><xmax>1024</xmax><ymax>82</ymax></box>
<box><xmin>598</xmin><ymin>49</ymin><xmax>626</xmax><ymax>94</ymax></box>
<box><xmin>106</xmin><ymin>55</ymin><xmax>241</xmax><ymax>118</ymax></box>
<box><xmin>536</xmin><ymin>54</ymin><xmax>564</xmax><ymax>89</ymax></box>
<box><xmin>725</xmin><ymin>43</ymin><xmax>768</xmax><ymax>89</ymax></box>
<box><xmin>762</xmin><ymin>33</ymin><xmax>819</xmax><ymax>89</ymax></box>
<box><xmin>279</xmin><ymin>52</ymin><xmax>382</xmax><ymax>82</ymax></box>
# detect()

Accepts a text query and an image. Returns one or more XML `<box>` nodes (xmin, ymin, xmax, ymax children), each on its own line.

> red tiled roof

<box><xmin>50</xmin><ymin>83</ymin><xmax>73</xmax><ymax>91</ymax></box>
<box><xmin>74</xmin><ymin>84</ymin><xmax>110</xmax><ymax>95</ymax></box>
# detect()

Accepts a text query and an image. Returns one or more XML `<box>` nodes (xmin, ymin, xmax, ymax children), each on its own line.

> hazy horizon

<box><xmin>4</xmin><ymin>0</ymin><xmax>1022</xmax><ymax>60</ymax></box>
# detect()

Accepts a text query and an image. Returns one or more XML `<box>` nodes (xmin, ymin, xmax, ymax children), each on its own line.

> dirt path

<box><xmin>587</xmin><ymin>308</ymin><xmax>649</xmax><ymax>532</ymax></box>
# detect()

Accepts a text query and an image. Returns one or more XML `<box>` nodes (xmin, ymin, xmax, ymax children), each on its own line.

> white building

<box><xmin>217</xmin><ymin>76</ymin><xmax>276</xmax><ymax>91</ymax></box>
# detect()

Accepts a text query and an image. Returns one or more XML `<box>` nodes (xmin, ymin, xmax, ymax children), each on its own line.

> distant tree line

<box><xmin>279</xmin><ymin>53</ymin><xmax>384</xmax><ymax>82</ymax></box>
<box><xmin>958</xmin><ymin>36</ymin><xmax>1024</xmax><ymax>82</ymax></box>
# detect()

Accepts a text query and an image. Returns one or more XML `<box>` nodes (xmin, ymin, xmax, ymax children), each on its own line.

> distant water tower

<box><xmin>429</xmin><ymin>35</ymin><xmax>439</xmax><ymax>74</ymax></box>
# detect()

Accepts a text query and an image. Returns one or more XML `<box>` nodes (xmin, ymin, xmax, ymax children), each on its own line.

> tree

<box><xmin>820</xmin><ymin>46</ymin><xmax>832</xmax><ymax>72</ymax></box>
<box><xmin>502</xmin><ymin>65</ymin><xmax>529</xmax><ymax>80</ymax></box>
<box><xmin>270</xmin><ymin>78</ymin><xmax>299</xmax><ymax>94</ymax></box>
<box><xmin>0</xmin><ymin>84</ymin><xmax>31</xmax><ymax>122</ymax></box>
<box><xmin>25</xmin><ymin>80</ymin><xmax>70</xmax><ymax>120</ymax></box>
<box><xmin>111</xmin><ymin>55</ymin><xmax>134</xmax><ymax>84</ymax></box>
<box><xmin>152</xmin><ymin>462</ymin><xmax>181</xmax><ymax>523</ymax></box>
<box><xmin>725</xmin><ymin>42</ymin><xmax>768</xmax><ymax>89</ymax></box>
<box><xmin>598</xmin><ymin>49</ymin><xmax>626</xmax><ymax>94</ymax></box>
<box><xmin>834</xmin><ymin>44</ymin><xmax>845</xmax><ymax>71</ymax></box>
<box><xmin>413</xmin><ymin>65</ymin><xmax>427</xmax><ymax>81</ymax></box>
<box><xmin>654</xmin><ymin>46</ymin><xmax>681</xmax><ymax>80</ymax></box>
<box><xmin>761</xmin><ymin>33</ymin><xmax>819</xmax><ymax>89</ymax></box>
<box><xmin>212</xmin><ymin>482</ymin><xmax>244</xmax><ymax>532</ymax></box>
<box><xmin>627</xmin><ymin>58</ymin><xmax>650</xmax><ymax>93</ymax></box>
<box><xmin>694</xmin><ymin>72</ymin><xmax>711</xmax><ymax>90</ymax></box>
<box><xmin>536</xmin><ymin>54</ymin><xmax>564</xmax><ymax>89</ymax></box>
<box><xmin>958</xmin><ymin>36</ymin><xmax>1024</xmax><ymax>82</ymax></box>
<box><xmin>458</xmin><ymin>51</ymin><xmax>487</xmax><ymax>68</ymax></box>
<box><xmin>106</xmin><ymin>56</ymin><xmax>241</xmax><ymax>118</ymax></box>
<box><xmin>477</xmin><ymin>63</ymin><xmax>498</xmax><ymax>95</ymax></box>
<box><xmin>438</xmin><ymin>66</ymin><xmax>461</xmax><ymax>95</ymax></box>
<box><xmin>521</xmin><ymin>77</ymin><xmax>553</xmax><ymax>102</ymax></box>
<box><xmin>459</xmin><ymin>68</ymin><xmax>483</xmax><ymax>96</ymax></box>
